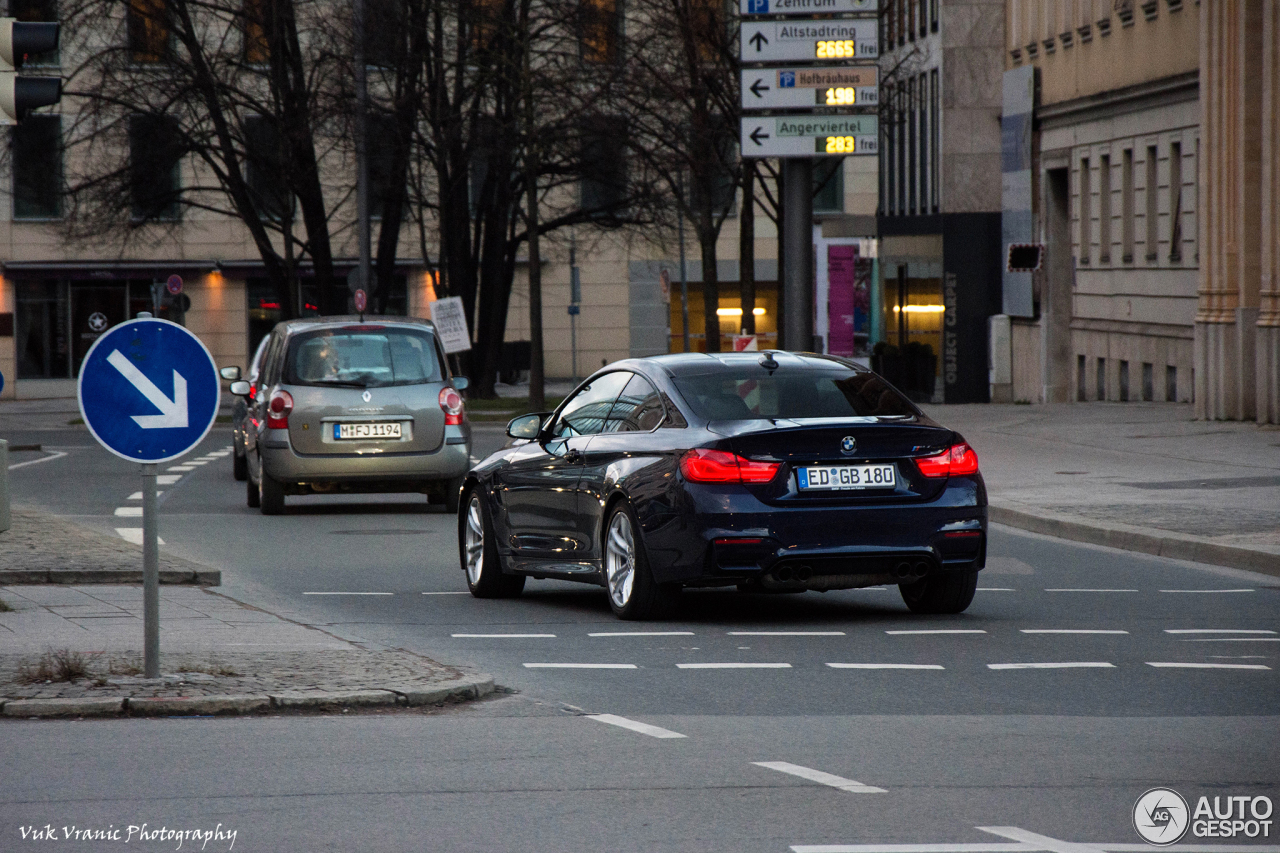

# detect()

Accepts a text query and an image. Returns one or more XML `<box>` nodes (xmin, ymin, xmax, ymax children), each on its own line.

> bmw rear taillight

<box><xmin>266</xmin><ymin>389</ymin><xmax>293</xmax><ymax>429</ymax></box>
<box><xmin>915</xmin><ymin>442</ymin><xmax>979</xmax><ymax>478</ymax></box>
<box><xmin>439</xmin><ymin>386</ymin><xmax>465</xmax><ymax>426</ymax></box>
<box><xmin>680</xmin><ymin>448</ymin><xmax>780</xmax><ymax>484</ymax></box>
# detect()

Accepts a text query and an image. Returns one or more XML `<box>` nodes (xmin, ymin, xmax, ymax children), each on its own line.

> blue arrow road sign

<box><xmin>77</xmin><ymin>318</ymin><xmax>220</xmax><ymax>463</ymax></box>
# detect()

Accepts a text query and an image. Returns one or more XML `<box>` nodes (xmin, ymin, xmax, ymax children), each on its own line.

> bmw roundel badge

<box><xmin>840</xmin><ymin>435</ymin><xmax>857</xmax><ymax>454</ymax></box>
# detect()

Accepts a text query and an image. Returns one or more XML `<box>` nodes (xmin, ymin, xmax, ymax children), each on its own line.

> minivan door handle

<box><xmin>565</xmin><ymin>449</ymin><xmax>584</xmax><ymax>464</ymax></box>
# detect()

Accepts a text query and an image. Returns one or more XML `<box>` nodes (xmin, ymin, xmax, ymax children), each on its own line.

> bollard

<box><xmin>0</xmin><ymin>439</ymin><xmax>9</xmax><ymax>533</ymax></box>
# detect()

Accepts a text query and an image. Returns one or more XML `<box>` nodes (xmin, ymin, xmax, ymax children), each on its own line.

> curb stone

<box><xmin>1</xmin><ymin>675</ymin><xmax>498</xmax><ymax>718</ymax></box>
<box><xmin>3</xmin><ymin>697</ymin><xmax>125</xmax><ymax>717</ymax></box>
<box><xmin>270</xmin><ymin>689</ymin><xmax>402</xmax><ymax>709</ymax></box>
<box><xmin>127</xmin><ymin>695</ymin><xmax>271</xmax><ymax>716</ymax></box>
<box><xmin>989</xmin><ymin>504</ymin><xmax>1280</xmax><ymax>579</ymax></box>
<box><xmin>0</xmin><ymin>569</ymin><xmax>221</xmax><ymax>586</ymax></box>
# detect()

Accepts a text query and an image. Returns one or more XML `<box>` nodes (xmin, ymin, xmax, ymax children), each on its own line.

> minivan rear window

<box><xmin>285</xmin><ymin>327</ymin><xmax>443</xmax><ymax>388</ymax></box>
<box><xmin>673</xmin><ymin>369</ymin><xmax>917</xmax><ymax>420</ymax></box>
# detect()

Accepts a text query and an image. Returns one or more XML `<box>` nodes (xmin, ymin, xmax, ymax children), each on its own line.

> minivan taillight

<box><xmin>267</xmin><ymin>389</ymin><xmax>294</xmax><ymax>429</ymax></box>
<box><xmin>680</xmin><ymin>448</ymin><xmax>780</xmax><ymax>484</ymax></box>
<box><xmin>439</xmin><ymin>387</ymin><xmax>464</xmax><ymax>426</ymax></box>
<box><xmin>915</xmin><ymin>442</ymin><xmax>979</xmax><ymax>478</ymax></box>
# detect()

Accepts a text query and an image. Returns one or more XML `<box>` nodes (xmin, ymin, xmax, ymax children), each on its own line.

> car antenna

<box><xmin>758</xmin><ymin>350</ymin><xmax>779</xmax><ymax>372</ymax></box>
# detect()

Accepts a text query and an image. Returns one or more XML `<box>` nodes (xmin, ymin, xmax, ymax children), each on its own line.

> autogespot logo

<box><xmin>1134</xmin><ymin>788</ymin><xmax>1190</xmax><ymax>845</ymax></box>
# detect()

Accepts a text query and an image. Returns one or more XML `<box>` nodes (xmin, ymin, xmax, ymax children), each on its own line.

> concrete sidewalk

<box><xmin>0</xmin><ymin>584</ymin><xmax>494</xmax><ymax>718</ymax></box>
<box><xmin>923</xmin><ymin>401</ymin><xmax>1280</xmax><ymax>577</ymax></box>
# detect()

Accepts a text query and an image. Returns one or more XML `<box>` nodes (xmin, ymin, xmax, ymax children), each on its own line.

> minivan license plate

<box><xmin>797</xmin><ymin>464</ymin><xmax>895</xmax><ymax>491</ymax></box>
<box><xmin>335</xmin><ymin>422</ymin><xmax>402</xmax><ymax>440</ymax></box>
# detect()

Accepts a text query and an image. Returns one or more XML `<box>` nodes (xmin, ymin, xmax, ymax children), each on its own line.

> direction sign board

<box><xmin>741</xmin><ymin>114</ymin><xmax>878</xmax><ymax>157</ymax></box>
<box><xmin>741</xmin><ymin>0</ymin><xmax>873</xmax><ymax>14</ymax></box>
<box><xmin>740</xmin><ymin>19</ymin><xmax>877</xmax><ymax>63</ymax></box>
<box><xmin>741</xmin><ymin>66</ymin><xmax>878</xmax><ymax>110</ymax></box>
<box><xmin>78</xmin><ymin>318</ymin><xmax>220</xmax><ymax>463</ymax></box>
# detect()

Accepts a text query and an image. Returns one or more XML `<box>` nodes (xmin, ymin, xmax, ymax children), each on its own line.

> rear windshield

<box><xmin>285</xmin><ymin>327</ymin><xmax>443</xmax><ymax>388</ymax></box>
<box><xmin>673</xmin><ymin>369</ymin><xmax>917</xmax><ymax>420</ymax></box>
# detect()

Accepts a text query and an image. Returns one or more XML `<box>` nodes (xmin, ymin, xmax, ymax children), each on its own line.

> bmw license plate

<box><xmin>334</xmin><ymin>422</ymin><xmax>402</xmax><ymax>440</ymax></box>
<box><xmin>797</xmin><ymin>464</ymin><xmax>895</xmax><ymax>491</ymax></box>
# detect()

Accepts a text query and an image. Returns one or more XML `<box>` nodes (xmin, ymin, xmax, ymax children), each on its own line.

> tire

<box><xmin>246</xmin><ymin>469</ymin><xmax>260</xmax><ymax>508</ymax></box>
<box><xmin>460</xmin><ymin>489</ymin><xmax>524</xmax><ymax>598</ymax></box>
<box><xmin>602</xmin><ymin>501</ymin><xmax>675</xmax><ymax>620</ymax></box>
<box><xmin>899</xmin><ymin>569</ymin><xmax>978</xmax><ymax>614</ymax></box>
<box><xmin>232</xmin><ymin>445</ymin><xmax>248</xmax><ymax>481</ymax></box>
<box><xmin>443</xmin><ymin>476</ymin><xmax>464</xmax><ymax>515</ymax></box>
<box><xmin>259</xmin><ymin>465</ymin><xmax>285</xmax><ymax>516</ymax></box>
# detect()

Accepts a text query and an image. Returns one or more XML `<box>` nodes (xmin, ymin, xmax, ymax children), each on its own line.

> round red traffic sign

<box><xmin>166</xmin><ymin>274</ymin><xmax>183</xmax><ymax>295</ymax></box>
<box><xmin>354</xmin><ymin>288</ymin><xmax>367</xmax><ymax>313</ymax></box>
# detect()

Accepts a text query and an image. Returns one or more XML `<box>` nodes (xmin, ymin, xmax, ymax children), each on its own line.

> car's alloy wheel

<box><xmin>460</xmin><ymin>489</ymin><xmax>524</xmax><ymax>598</ymax></box>
<box><xmin>259</xmin><ymin>460</ymin><xmax>285</xmax><ymax>515</ymax></box>
<box><xmin>232</xmin><ymin>436</ymin><xmax>247</xmax><ymax>481</ymax></box>
<box><xmin>605</xmin><ymin>511</ymin><xmax>637</xmax><ymax>609</ymax></box>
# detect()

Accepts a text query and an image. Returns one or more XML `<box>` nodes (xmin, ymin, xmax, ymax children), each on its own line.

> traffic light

<box><xmin>0</xmin><ymin>17</ymin><xmax>60</xmax><ymax>124</ymax></box>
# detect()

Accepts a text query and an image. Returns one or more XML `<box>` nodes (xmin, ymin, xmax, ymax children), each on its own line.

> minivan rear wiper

<box><xmin>308</xmin><ymin>379</ymin><xmax>368</xmax><ymax>388</ymax></box>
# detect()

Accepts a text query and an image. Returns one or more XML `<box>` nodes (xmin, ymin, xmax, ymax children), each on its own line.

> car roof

<box><xmin>273</xmin><ymin>315</ymin><xmax>437</xmax><ymax>337</ymax></box>
<box><xmin>637</xmin><ymin>351</ymin><xmax>866</xmax><ymax>377</ymax></box>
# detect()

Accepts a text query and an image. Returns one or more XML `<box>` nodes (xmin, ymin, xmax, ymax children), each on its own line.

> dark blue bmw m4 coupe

<box><xmin>457</xmin><ymin>351</ymin><xmax>987</xmax><ymax>620</ymax></box>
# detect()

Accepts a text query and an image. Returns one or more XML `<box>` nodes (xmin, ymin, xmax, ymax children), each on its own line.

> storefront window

<box><xmin>669</xmin><ymin>282</ymin><xmax>779</xmax><ymax>353</ymax></box>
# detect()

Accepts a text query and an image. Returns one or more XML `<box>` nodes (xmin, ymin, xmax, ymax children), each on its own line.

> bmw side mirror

<box><xmin>229</xmin><ymin>380</ymin><xmax>252</xmax><ymax>397</ymax></box>
<box><xmin>453</xmin><ymin>376</ymin><xmax>470</xmax><ymax>391</ymax></box>
<box><xmin>506</xmin><ymin>413</ymin><xmax>542</xmax><ymax>440</ymax></box>
<box><xmin>220</xmin><ymin>366</ymin><xmax>241</xmax><ymax>381</ymax></box>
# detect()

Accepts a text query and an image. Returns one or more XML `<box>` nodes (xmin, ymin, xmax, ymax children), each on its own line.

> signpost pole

<box><xmin>783</xmin><ymin>157</ymin><xmax>815</xmax><ymax>352</ymax></box>
<box><xmin>141</xmin><ymin>461</ymin><xmax>160</xmax><ymax>678</ymax></box>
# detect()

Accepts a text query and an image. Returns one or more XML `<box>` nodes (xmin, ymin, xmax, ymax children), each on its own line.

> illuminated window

<box><xmin>243</xmin><ymin>0</ymin><xmax>268</xmax><ymax>64</ymax></box>
<box><xmin>129</xmin><ymin>0</ymin><xmax>170</xmax><ymax>63</ymax></box>
<box><xmin>469</xmin><ymin>0</ymin><xmax>502</xmax><ymax>52</ymax></box>
<box><xmin>579</xmin><ymin>0</ymin><xmax>620</xmax><ymax>64</ymax></box>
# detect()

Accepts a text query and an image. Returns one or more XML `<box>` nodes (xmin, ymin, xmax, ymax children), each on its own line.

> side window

<box><xmin>260</xmin><ymin>333</ymin><xmax>284</xmax><ymax>387</ymax></box>
<box><xmin>605</xmin><ymin>374</ymin><xmax>665</xmax><ymax>432</ymax></box>
<box><xmin>551</xmin><ymin>371</ymin><xmax>632</xmax><ymax>438</ymax></box>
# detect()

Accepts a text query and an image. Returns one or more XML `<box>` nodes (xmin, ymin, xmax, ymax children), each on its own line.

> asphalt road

<box><xmin>3</xmin><ymin>422</ymin><xmax>1278</xmax><ymax>853</ymax></box>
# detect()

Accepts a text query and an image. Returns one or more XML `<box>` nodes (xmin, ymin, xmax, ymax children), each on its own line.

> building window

<box><xmin>907</xmin><ymin>0</ymin><xmax>915</xmax><ymax>41</ymax></box>
<box><xmin>579</xmin><ymin>0</ymin><xmax>620</xmax><ymax>64</ymax></box>
<box><xmin>930</xmin><ymin>68</ymin><xmax>938</xmax><ymax>212</ymax></box>
<box><xmin>12</xmin><ymin>115</ymin><xmax>61</xmax><ymax>220</ymax></box>
<box><xmin>1169</xmin><ymin>141</ymin><xmax>1183</xmax><ymax>262</ymax></box>
<box><xmin>368</xmin><ymin>113</ymin><xmax>401</xmax><ymax>218</ymax></box>
<box><xmin>917</xmin><ymin>72</ymin><xmax>928</xmax><ymax>214</ymax></box>
<box><xmin>364</xmin><ymin>0</ymin><xmax>406</xmax><ymax>68</ymax></box>
<box><xmin>1078</xmin><ymin>157</ymin><xmax>1091</xmax><ymax>265</ymax></box>
<box><xmin>1077</xmin><ymin>355</ymin><xmax>1087</xmax><ymax>402</ymax></box>
<box><xmin>580</xmin><ymin>115</ymin><xmax>628</xmax><ymax>215</ymax></box>
<box><xmin>1121</xmin><ymin>147</ymin><xmax>1134</xmax><ymax>263</ymax></box>
<box><xmin>1096</xmin><ymin>357</ymin><xmax>1106</xmax><ymax>400</ymax></box>
<box><xmin>1098</xmin><ymin>154</ymin><xmax>1111</xmax><ymax>263</ymax></box>
<box><xmin>813</xmin><ymin>159</ymin><xmax>843</xmax><ymax>213</ymax></box>
<box><xmin>1119</xmin><ymin>360</ymin><xmax>1130</xmax><ymax>401</ymax></box>
<box><xmin>1142</xmin><ymin>362</ymin><xmax>1154</xmax><ymax>401</ymax></box>
<box><xmin>242</xmin><ymin>0</ymin><xmax>268</xmax><ymax>63</ymax></box>
<box><xmin>129</xmin><ymin>114</ymin><xmax>183</xmax><ymax>220</ymax></box>
<box><xmin>896</xmin><ymin>81</ymin><xmax>906</xmax><ymax>213</ymax></box>
<box><xmin>1144</xmin><ymin>145</ymin><xmax>1158</xmax><ymax>262</ymax></box>
<box><xmin>243</xmin><ymin>115</ymin><xmax>290</xmax><ymax>220</ymax></box>
<box><xmin>1166</xmin><ymin>365</ymin><xmax>1177</xmax><ymax>402</ymax></box>
<box><xmin>907</xmin><ymin>75</ymin><xmax>916</xmax><ymax>215</ymax></box>
<box><xmin>129</xmin><ymin>0</ymin><xmax>170</xmax><ymax>63</ymax></box>
<box><xmin>929</xmin><ymin>0</ymin><xmax>938</xmax><ymax>32</ymax></box>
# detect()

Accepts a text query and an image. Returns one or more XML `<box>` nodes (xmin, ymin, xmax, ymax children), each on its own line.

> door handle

<box><xmin>565</xmin><ymin>449</ymin><xmax>584</xmax><ymax>464</ymax></box>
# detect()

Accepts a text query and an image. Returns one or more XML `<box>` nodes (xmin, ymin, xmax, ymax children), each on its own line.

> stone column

<box><xmin>1258</xmin><ymin>0</ymin><xmax>1280</xmax><ymax>425</ymax></box>
<box><xmin>1195</xmin><ymin>0</ymin><xmax>1264</xmax><ymax>421</ymax></box>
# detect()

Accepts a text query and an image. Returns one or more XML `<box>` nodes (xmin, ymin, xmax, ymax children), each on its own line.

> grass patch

<box><xmin>18</xmin><ymin>649</ymin><xmax>91</xmax><ymax>683</ymax></box>
<box><xmin>0</xmin><ymin>597</ymin><xmax>12</xmax><ymax>613</ymax></box>
<box><xmin>67</xmin><ymin>417</ymin><xmax>85</xmax><ymax>425</ymax></box>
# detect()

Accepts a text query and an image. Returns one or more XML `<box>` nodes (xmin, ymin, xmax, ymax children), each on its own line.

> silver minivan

<box><xmin>226</xmin><ymin>316</ymin><xmax>471</xmax><ymax>515</ymax></box>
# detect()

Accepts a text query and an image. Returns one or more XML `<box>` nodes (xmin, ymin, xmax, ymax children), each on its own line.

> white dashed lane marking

<box><xmin>827</xmin><ymin>663</ymin><xmax>945</xmax><ymax>670</ymax></box>
<box><xmin>523</xmin><ymin>663</ymin><xmax>636</xmax><ymax>669</ymax></box>
<box><xmin>421</xmin><ymin>591</ymin><xmax>470</xmax><ymax>595</ymax></box>
<box><xmin>167</xmin><ymin>466</ymin><xmax>194</xmax><ymax>472</ymax></box>
<box><xmin>156</xmin><ymin>475</ymin><xmax>182</xmax><ymax>485</ymax></box>
<box><xmin>302</xmin><ymin>591</ymin><xmax>394</xmax><ymax>596</ymax></box>
<box><xmin>454</xmin><ymin>633</ymin><xmax>556</xmax><ymax>638</ymax></box>
<box><xmin>988</xmin><ymin>662</ymin><xmax>1116</xmax><ymax>670</ymax></box>
<box><xmin>588</xmin><ymin>631</ymin><xmax>695</xmax><ymax>636</ymax></box>
<box><xmin>1160</xmin><ymin>588</ymin><xmax>1255</xmax><ymax>593</ymax></box>
<box><xmin>585</xmin><ymin>714</ymin><xmax>686</xmax><ymax>738</ymax></box>
<box><xmin>754</xmin><ymin>761</ymin><xmax>886</xmax><ymax>793</ymax></box>
<box><xmin>1164</xmin><ymin>629</ymin><xmax>1276</xmax><ymax>634</ymax></box>
<box><xmin>1044</xmin><ymin>589</ymin><xmax>1138</xmax><ymax>593</ymax></box>
<box><xmin>1020</xmin><ymin>629</ymin><xmax>1129</xmax><ymax>635</ymax></box>
<box><xmin>977</xmin><ymin>587</ymin><xmax>1016</xmax><ymax>591</ymax></box>
<box><xmin>676</xmin><ymin>662</ymin><xmax>792</xmax><ymax>669</ymax></box>
<box><xmin>113</xmin><ymin>507</ymin><xmax>143</xmax><ymax>517</ymax></box>
<box><xmin>886</xmin><ymin>630</ymin><xmax>987</xmax><ymax>635</ymax></box>
<box><xmin>1146</xmin><ymin>662</ymin><xmax>1272</xmax><ymax>670</ymax></box>
<box><xmin>728</xmin><ymin>631</ymin><xmax>846</xmax><ymax>636</ymax></box>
